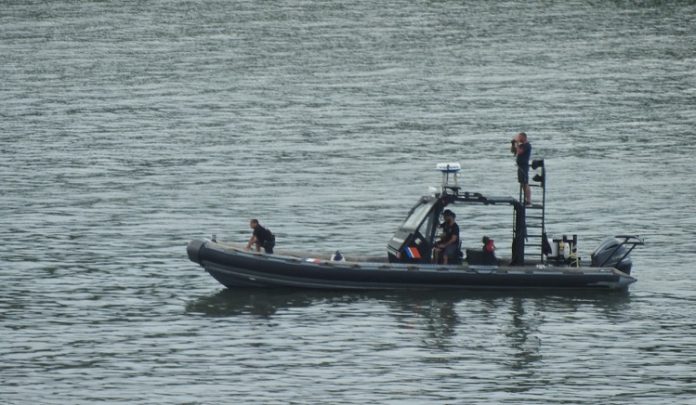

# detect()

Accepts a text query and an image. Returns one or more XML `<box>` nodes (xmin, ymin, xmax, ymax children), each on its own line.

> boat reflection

<box><xmin>186</xmin><ymin>288</ymin><xmax>631</xmax><ymax>372</ymax></box>
<box><xmin>186</xmin><ymin>288</ymin><xmax>631</xmax><ymax>321</ymax></box>
<box><xmin>186</xmin><ymin>288</ymin><xmax>374</xmax><ymax>318</ymax></box>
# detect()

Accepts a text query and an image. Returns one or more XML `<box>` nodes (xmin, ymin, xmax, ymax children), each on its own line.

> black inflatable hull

<box><xmin>187</xmin><ymin>240</ymin><xmax>636</xmax><ymax>291</ymax></box>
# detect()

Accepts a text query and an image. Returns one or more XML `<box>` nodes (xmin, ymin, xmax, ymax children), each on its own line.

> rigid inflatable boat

<box><xmin>187</xmin><ymin>161</ymin><xmax>643</xmax><ymax>291</ymax></box>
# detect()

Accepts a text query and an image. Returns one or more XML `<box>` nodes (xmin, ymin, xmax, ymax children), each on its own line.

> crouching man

<box><xmin>246</xmin><ymin>219</ymin><xmax>275</xmax><ymax>254</ymax></box>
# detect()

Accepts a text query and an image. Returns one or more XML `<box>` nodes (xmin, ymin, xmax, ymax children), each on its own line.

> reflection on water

<box><xmin>390</xmin><ymin>296</ymin><xmax>459</xmax><ymax>349</ymax></box>
<box><xmin>187</xmin><ymin>288</ymin><xmax>631</xmax><ymax>318</ymax></box>
<box><xmin>187</xmin><ymin>288</ymin><xmax>631</xmax><ymax>364</ymax></box>
<box><xmin>185</xmin><ymin>288</ymin><xmax>357</xmax><ymax>318</ymax></box>
<box><xmin>506</xmin><ymin>297</ymin><xmax>542</xmax><ymax>371</ymax></box>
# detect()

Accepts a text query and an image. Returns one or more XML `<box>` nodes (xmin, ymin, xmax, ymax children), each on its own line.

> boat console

<box><xmin>388</xmin><ymin>162</ymin><xmax>526</xmax><ymax>265</ymax></box>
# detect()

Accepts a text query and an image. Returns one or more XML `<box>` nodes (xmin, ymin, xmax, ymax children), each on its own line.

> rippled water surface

<box><xmin>2</xmin><ymin>1</ymin><xmax>696</xmax><ymax>403</ymax></box>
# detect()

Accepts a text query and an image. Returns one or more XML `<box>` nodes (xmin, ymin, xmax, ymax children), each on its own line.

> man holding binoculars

<box><xmin>511</xmin><ymin>132</ymin><xmax>532</xmax><ymax>206</ymax></box>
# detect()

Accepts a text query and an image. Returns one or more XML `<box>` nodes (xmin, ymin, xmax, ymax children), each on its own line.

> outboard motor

<box><xmin>591</xmin><ymin>235</ymin><xmax>644</xmax><ymax>275</ymax></box>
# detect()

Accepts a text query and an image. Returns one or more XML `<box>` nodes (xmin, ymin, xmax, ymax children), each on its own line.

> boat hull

<box><xmin>187</xmin><ymin>240</ymin><xmax>636</xmax><ymax>291</ymax></box>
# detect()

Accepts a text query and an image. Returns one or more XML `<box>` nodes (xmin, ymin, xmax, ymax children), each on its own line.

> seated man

<box><xmin>465</xmin><ymin>236</ymin><xmax>497</xmax><ymax>265</ymax></box>
<box><xmin>432</xmin><ymin>209</ymin><xmax>460</xmax><ymax>265</ymax></box>
<box><xmin>482</xmin><ymin>236</ymin><xmax>496</xmax><ymax>256</ymax></box>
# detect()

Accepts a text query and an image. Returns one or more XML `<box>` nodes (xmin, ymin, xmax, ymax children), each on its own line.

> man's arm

<box><xmin>439</xmin><ymin>233</ymin><xmax>458</xmax><ymax>247</ymax></box>
<box><xmin>246</xmin><ymin>235</ymin><xmax>256</xmax><ymax>250</ymax></box>
<box><xmin>446</xmin><ymin>234</ymin><xmax>458</xmax><ymax>246</ymax></box>
<box><xmin>516</xmin><ymin>142</ymin><xmax>526</xmax><ymax>156</ymax></box>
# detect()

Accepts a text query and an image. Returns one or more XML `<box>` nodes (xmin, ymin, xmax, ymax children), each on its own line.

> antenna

<box><xmin>436</xmin><ymin>162</ymin><xmax>461</xmax><ymax>194</ymax></box>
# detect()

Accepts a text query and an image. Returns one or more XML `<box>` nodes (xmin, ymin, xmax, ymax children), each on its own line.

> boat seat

<box><xmin>465</xmin><ymin>249</ymin><xmax>498</xmax><ymax>265</ymax></box>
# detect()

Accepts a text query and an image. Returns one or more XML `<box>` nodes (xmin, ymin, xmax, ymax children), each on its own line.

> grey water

<box><xmin>2</xmin><ymin>0</ymin><xmax>696</xmax><ymax>403</ymax></box>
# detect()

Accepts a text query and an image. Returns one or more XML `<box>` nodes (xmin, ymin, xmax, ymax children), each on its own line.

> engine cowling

<box><xmin>591</xmin><ymin>237</ymin><xmax>633</xmax><ymax>274</ymax></box>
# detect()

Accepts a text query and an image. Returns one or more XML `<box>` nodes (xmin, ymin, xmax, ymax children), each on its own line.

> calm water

<box><xmin>2</xmin><ymin>0</ymin><xmax>696</xmax><ymax>403</ymax></box>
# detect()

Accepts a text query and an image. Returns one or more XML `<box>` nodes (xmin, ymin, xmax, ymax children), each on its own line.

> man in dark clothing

<box><xmin>246</xmin><ymin>219</ymin><xmax>275</xmax><ymax>254</ymax></box>
<box><xmin>432</xmin><ymin>209</ymin><xmax>460</xmax><ymax>264</ymax></box>
<box><xmin>512</xmin><ymin>132</ymin><xmax>532</xmax><ymax>205</ymax></box>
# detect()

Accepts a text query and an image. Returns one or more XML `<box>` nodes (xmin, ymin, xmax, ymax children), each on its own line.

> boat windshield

<box><xmin>401</xmin><ymin>200</ymin><xmax>435</xmax><ymax>230</ymax></box>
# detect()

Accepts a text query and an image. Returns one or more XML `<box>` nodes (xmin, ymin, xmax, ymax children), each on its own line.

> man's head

<box><xmin>249</xmin><ymin>219</ymin><xmax>259</xmax><ymax>229</ymax></box>
<box><xmin>516</xmin><ymin>132</ymin><xmax>528</xmax><ymax>143</ymax></box>
<box><xmin>443</xmin><ymin>209</ymin><xmax>456</xmax><ymax>222</ymax></box>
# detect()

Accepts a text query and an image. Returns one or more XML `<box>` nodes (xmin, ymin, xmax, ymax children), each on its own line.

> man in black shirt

<box><xmin>432</xmin><ymin>209</ymin><xmax>460</xmax><ymax>264</ymax></box>
<box><xmin>246</xmin><ymin>219</ymin><xmax>275</xmax><ymax>254</ymax></box>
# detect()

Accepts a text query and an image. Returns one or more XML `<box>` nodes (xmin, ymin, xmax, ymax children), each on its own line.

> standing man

<box><xmin>246</xmin><ymin>219</ymin><xmax>275</xmax><ymax>254</ymax></box>
<box><xmin>512</xmin><ymin>132</ymin><xmax>532</xmax><ymax>206</ymax></box>
<box><xmin>432</xmin><ymin>209</ymin><xmax>460</xmax><ymax>264</ymax></box>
